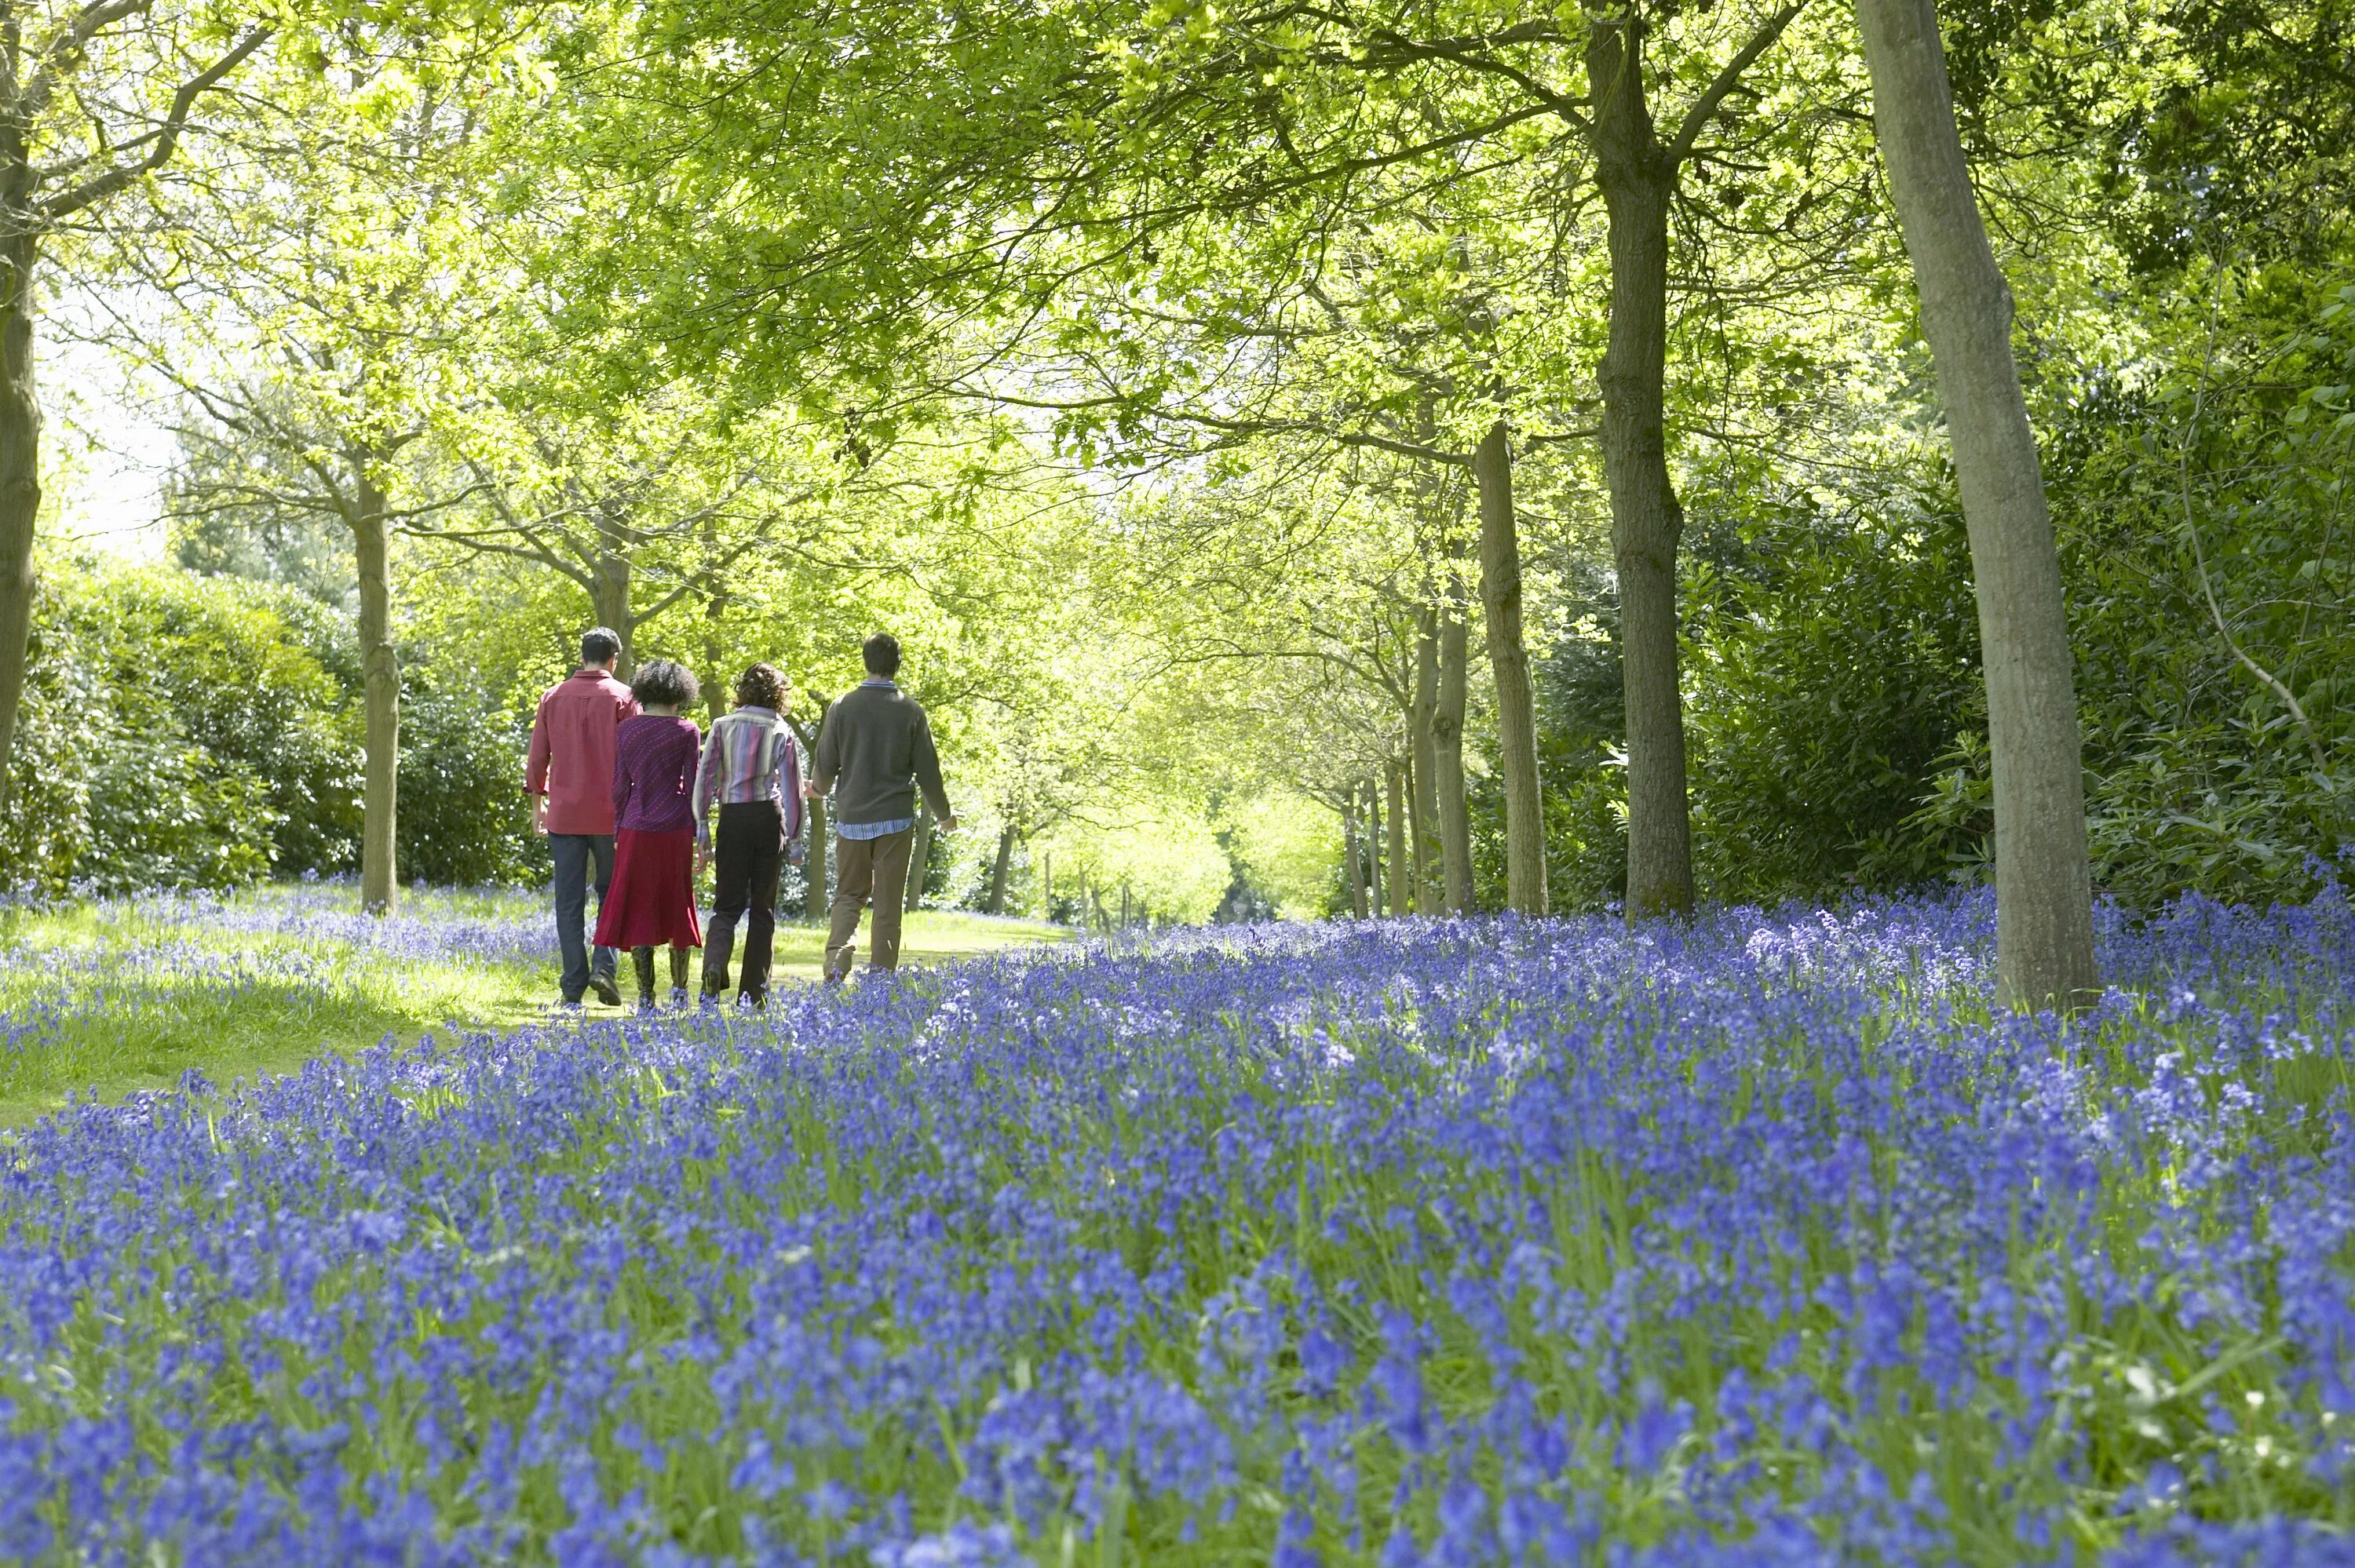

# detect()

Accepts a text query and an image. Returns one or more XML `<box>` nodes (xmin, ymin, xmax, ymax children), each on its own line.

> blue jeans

<box><xmin>551</xmin><ymin>833</ymin><xmax>617</xmax><ymax>1001</ymax></box>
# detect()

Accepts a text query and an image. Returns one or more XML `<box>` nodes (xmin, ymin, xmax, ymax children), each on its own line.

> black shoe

<box><xmin>588</xmin><ymin>972</ymin><xmax>622</xmax><ymax>1006</ymax></box>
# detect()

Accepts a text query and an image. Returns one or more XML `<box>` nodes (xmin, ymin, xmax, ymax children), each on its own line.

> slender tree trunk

<box><xmin>352</xmin><ymin>471</ymin><xmax>400</xmax><ymax>915</ymax></box>
<box><xmin>1434</xmin><ymin>572</ymin><xmax>1473</xmax><ymax>913</ymax></box>
<box><xmin>1364</xmin><ymin>778</ymin><xmax>1384</xmax><ymax>914</ymax></box>
<box><xmin>904</xmin><ymin>804</ymin><xmax>933</xmax><ymax>914</ymax></box>
<box><xmin>804</xmin><ymin>790</ymin><xmax>828</xmax><ymax>917</ymax></box>
<box><xmin>592</xmin><ymin>505</ymin><xmax>633</xmax><ymax>674</ymax></box>
<box><xmin>1342</xmin><ymin>796</ymin><xmax>1369</xmax><ymax>917</ymax></box>
<box><xmin>1386</xmin><ymin>763</ymin><xmax>1410</xmax><ymax>916</ymax></box>
<box><xmin>1857</xmin><ymin>0</ymin><xmax>2097</xmax><ymax>1010</ymax></box>
<box><xmin>987</xmin><ymin>822</ymin><xmax>1017</xmax><ymax>914</ymax></box>
<box><xmin>1411</xmin><ymin>618</ymin><xmax>1443</xmax><ymax>911</ymax></box>
<box><xmin>790</xmin><ymin>715</ymin><xmax>829</xmax><ymax>919</ymax></box>
<box><xmin>0</xmin><ymin>234</ymin><xmax>42</xmax><ymax>815</ymax></box>
<box><xmin>1042</xmin><ymin>851</ymin><xmax>1053</xmax><ymax>920</ymax></box>
<box><xmin>1588</xmin><ymin>12</ymin><xmax>1696</xmax><ymax>921</ymax></box>
<box><xmin>701</xmin><ymin>599</ymin><xmax>730</xmax><ymax>725</ymax></box>
<box><xmin>1474</xmin><ymin>417</ymin><xmax>1548</xmax><ymax>915</ymax></box>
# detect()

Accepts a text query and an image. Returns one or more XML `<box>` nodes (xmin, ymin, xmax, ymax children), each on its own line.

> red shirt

<box><xmin>526</xmin><ymin>668</ymin><xmax>641</xmax><ymax>834</ymax></box>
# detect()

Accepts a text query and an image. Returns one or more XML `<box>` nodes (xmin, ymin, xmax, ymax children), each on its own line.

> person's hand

<box><xmin>531</xmin><ymin>796</ymin><xmax>550</xmax><ymax>837</ymax></box>
<box><xmin>801</xmin><ymin>778</ymin><xmax>822</xmax><ymax>800</ymax></box>
<box><xmin>940</xmin><ymin>813</ymin><xmax>961</xmax><ymax>834</ymax></box>
<box><xmin>695</xmin><ymin>841</ymin><xmax>710</xmax><ymax>877</ymax></box>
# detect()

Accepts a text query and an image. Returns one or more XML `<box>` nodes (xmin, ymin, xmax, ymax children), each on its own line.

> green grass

<box><xmin>0</xmin><ymin>884</ymin><xmax>1064</xmax><ymax>1129</ymax></box>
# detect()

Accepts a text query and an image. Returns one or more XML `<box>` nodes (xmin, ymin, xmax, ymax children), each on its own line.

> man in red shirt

<box><xmin>526</xmin><ymin>628</ymin><xmax>641</xmax><ymax>1005</ymax></box>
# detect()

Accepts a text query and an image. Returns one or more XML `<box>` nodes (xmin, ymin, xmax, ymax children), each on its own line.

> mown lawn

<box><xmin>0</xmin><ymin>882</ymin><xmax>1064</xmax><ymax>1128</ymax></box>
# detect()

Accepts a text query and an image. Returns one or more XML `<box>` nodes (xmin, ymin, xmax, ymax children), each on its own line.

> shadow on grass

<box><xmin>0</xmin><ymin>906</ymin><xmax>1069</xmax><ymax>1129</ymax></box>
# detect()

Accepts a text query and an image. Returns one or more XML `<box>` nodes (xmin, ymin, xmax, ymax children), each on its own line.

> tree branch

<box><xmin>20</xmin><ymin>0</ymin><xmax>152</xmax><ymax>124</ymax></box>
<box><xmin>1666</xmin><ymin>1</ymin><xmax>1806</xmax><ymax>169</ymax></box>
<box><xmin>42</xmin><ymin>23</ymin><xmax>271</xmax><ymax>219</ymax></box>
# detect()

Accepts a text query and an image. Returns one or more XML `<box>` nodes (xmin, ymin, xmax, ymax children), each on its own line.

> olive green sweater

<box><xmin>812</xmin><ymin>680</ymin><xmax>953</xmax><ymax>829</ymax></box>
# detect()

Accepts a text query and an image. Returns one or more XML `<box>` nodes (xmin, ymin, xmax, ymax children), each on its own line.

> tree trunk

<box><xmin>1042</xmin><ymin>851</ymin><xmax>1053</xmax><ymax>920</ymax></box>
<box><xmin>1434</xmin><ymin>573</ymin><xmax>1473</xmax><ymax>913</ymax></box>
<box><xmin>700</xmin><ymin>598</ymin><xmax>731</xmax><ymax>725</ymax></box>
<box><xmin>591</xmin><ymin>507</ymin><xmax>633</xmax><ymax>674</ymax></box>
<box><xmin>1342</xmin><ymin>795</ymin><xmax>1369</xmax><ymax>917</ymax></box>
<box><xmin>1588</xmin><ymin>12</ymin><xmax>1696</xmax><ymax>921</ymax></box>
<box><xmin>0</xmin><ymin>235</ymin><xmax>42</xmax><ymax>814</ymax></box>
<box><xmin>1386</xmin><ymin>763</ymin><xmax>1410</xmax><ymax>916</ymax></box>
<box><xmin>805</xmin><ymin>790</ymin><xmax>829</xmax><ymax>917</ymax></box>
<box><xmin>1475</xmin><ymin>417</ymin><xmax>1548</xmax><ymax>916</ymax></box>
<box><xmin>987</xmin><ymin>822</ymin><xmax>1017</xmax><ymax>914</ymax></box>
<box><xmin>904</xmin><ymin>804</ymin><xmax>933</xmax><ymax>914</ymax></box>
<box><xmin>1364</xmin><ymin>777</ymin><xmax>1384</xmax><ymax>914</ymax></box>
<box><xmin>1411</xmin><ymin>618</ymin><xmax>1442</xmax><ymax>912</ymax></box>
<box><xmin>1856</xmin><ymin>0</ymin><xmax>2098</xmax><ymax>1011</ymax></box>
<box><xmin>352</xmin><ymin>474</ymin><xmax>400</xmax><ymax>915</ymax></box>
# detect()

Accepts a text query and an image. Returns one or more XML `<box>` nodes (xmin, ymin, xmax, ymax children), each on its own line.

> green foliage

<box><xmin>395</xmin><ymin>664</ymin><xmax>545</xmax><ymax>888</ymax></box>
<box><xmin>2043</xmin><ymin>272</ymin><xmax>2355</xmax><ymax>906</ymax></box>
<box><xmin>0</xmin><ymin>562</ymin><xmax>359</xmax><ymax>895</ymax></box>
<box><xmin>1218</xmin><ymin>792</ymin><xmax>1341</xmax><ymax>919</ymax></box>
<box><xmin>1682</xmin><ymin>490</ymin><xmax>1985</xmax><ymax>903</ymax></box>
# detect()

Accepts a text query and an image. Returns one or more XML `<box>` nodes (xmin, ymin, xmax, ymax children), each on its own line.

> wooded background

<box><xmin>0</xmin><ymin>0</ymin><xmax>2345</xmax><ymax>932</ymax></box>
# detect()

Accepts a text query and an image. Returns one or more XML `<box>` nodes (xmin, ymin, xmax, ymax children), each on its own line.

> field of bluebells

<box><xmin>2</xmin><ymin>887</ymin><xmax>2353</xmax><ymax>1564</ymax></box>
<box><xmin>0</xmin><ymin>884</ymin><xmax>556</xmax><ymax>1120</ymax></box>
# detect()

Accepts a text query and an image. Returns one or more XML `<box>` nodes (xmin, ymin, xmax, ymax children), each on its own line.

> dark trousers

<box><xmin>703</xmin><ymin>800</ymin><xmax>783</xmax><ymax>1001</ymax></box>
<box><xmin>827</xmin><ymin>826</ymin><xmax>913</xmax><ymax>979</ymax></box>
<box><xmin>550</xmin><ymin>832</ymin><xmax>616</xmax><ymax>1001</ymax></box>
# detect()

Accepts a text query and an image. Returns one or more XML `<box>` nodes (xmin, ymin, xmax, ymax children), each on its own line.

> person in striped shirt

<box><xmin>692</xmin><ymin>662</ymin><xmax>804</xmax><ymax>1006</ymax></box>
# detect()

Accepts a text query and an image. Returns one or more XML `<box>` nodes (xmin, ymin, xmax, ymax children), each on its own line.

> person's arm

<box><xmin>776</xmin><ymin>724</ymin><xmax>803</xmax><ymax>841</ymax></box>
<box><xmin>912</xmin><ymin>709</ymin><xmax>955</xmax><ymax>829</ymax></box>
<box><xmin>612</xmin><ymin>730</ymin><xmax>634</xmax><ymax>826</ymax></box>
<box><xmin>810</xmin><ymin>703</ymin><xmax>839</xmax><ymax>795</ymax></box>
<box><xmin>525</xmin><ymin>695</ymin><xmax>553</xmax><ymax>833</ymax></box>
<box><xmin>692</xmin><ymin>721</ymin><xmax>722</xmax><ymax>846</ymax></box>
<box><xmin>675</xmin><ymin>724</ymin><xmax>702</xmax><ymax>802</ymax></box>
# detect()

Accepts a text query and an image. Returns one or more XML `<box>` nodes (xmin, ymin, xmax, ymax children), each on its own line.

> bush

<box><xmin>396</xmin><ymin>662</ymin><xmax>548</xmax><ymax>889</ymax></box>
<box><xmin>0</xmin><ymin>560</ymin><xmax>552</xmax><ymax>898</ymax></box>
<box><xmin>0</xmin><ymin>562</ymin><xmax>352</xmax><ymax>895</ymax></box>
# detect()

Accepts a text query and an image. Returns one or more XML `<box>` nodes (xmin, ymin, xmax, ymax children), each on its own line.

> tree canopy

<box><xmin>0</xmin><ymin>0</ymin><xmax>2342</xmax><ymax>936</ymax></box>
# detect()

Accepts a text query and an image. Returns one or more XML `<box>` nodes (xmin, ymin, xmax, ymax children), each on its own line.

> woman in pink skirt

<box><xmin>593</xmin><ymin>658</ymin><xmax>704</xmax><ymax>1008</ymax></box>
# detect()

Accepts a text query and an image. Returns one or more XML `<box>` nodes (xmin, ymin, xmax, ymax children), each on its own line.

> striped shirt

<box><xmin>692</xmin><ymin>706</ymin><xmax>803</xmax><ymax>845</ymax></box>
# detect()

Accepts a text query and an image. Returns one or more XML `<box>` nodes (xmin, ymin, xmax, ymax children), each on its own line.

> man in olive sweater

<box><xmin>806</xmin><ymin>633</ymin><xmax>957</xmax><ymax>980</ymax></box>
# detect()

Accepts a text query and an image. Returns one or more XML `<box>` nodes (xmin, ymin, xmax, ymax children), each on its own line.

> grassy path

<box><xmin>0</xmin><ymin>884</ymin><xmax>1064</xmax><ymax>1129</ymax></box>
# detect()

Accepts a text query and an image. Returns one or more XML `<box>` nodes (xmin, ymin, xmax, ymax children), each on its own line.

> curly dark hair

<box><xmin>630</xmin><ymin>658</ymin><xmax>700</xmax><ymax>710</ymax></box>
<box><xmin>735</xmin><ymin>662</ymin><xmax>786</xmax><ymax>711</ymax></box>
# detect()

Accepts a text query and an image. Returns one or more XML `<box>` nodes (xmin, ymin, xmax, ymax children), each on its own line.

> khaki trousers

<box><xmin>826</xmin><ymin>826</ymin><xmax>914</xmax><ymax>978</ymax></box>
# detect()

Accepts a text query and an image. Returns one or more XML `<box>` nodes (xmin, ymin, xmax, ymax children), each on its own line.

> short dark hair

<box><xmin>581</xmin><ymin>627</ymin><xmax>622</xmax><ymax>667</ymax></box>
<box><xmin>862</xmin><ymin>633</ymin><xmax>901</xmax><ymax>676</ymax></box>
<box><xmin>630</xmin><ymin>658</ymin><xmax>700</xmax><ymax>709</ymax></box>
<box><xmin>736</xmin><ymin>662</ymin><xmax>786</xmax><ymax>711</ymax></box>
